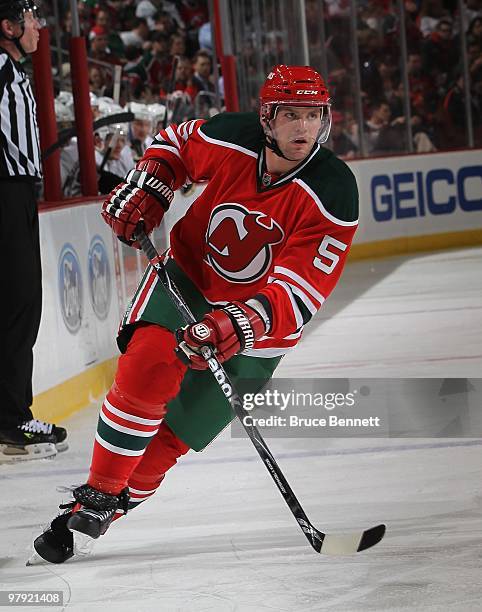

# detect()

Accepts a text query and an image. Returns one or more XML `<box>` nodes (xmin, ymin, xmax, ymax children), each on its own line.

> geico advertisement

<box><xmin>350</xmin><ymin>150</ymin><xmax>482</xmax><ymax>243</ymax></box>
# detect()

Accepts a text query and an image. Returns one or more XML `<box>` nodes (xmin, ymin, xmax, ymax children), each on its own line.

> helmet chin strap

<box><xmin>263</xmin><ymin>121</ymin><xmax>301</xmax><ymax>162</ymax></box>
<box><xmin>264</xmin><ymin>127</ymin><xmax>317</xmax><ymax>163</ymax></box>
<box><xmin>264</xmin><ymin>134</ymin><xmax>297</xmax><ymax>161</ymax></box>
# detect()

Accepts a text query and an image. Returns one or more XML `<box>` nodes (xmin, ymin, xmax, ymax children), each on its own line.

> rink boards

<box><xmin>32</xmin><ymin>148</ymin><xmax>482</xmax><ymax>423</ymax></box>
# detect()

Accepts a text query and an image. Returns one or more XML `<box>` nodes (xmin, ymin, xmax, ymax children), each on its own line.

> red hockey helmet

<box><xmin>260</xmin><ymin>65</ymin><xmax>332</xmax><ymax>149</ymax></box>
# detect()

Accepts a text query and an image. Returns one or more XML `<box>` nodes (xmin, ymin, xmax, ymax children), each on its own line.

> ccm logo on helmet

<box><xmin>296</xmin><ymin>89</ymin><xmax>316</xmax><ymax>95</ymax></box>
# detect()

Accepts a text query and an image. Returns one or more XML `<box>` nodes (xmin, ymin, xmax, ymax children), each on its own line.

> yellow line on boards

<box><xmin>349</xmin><ymin>229</ymin><xmax>482</xmax><ymax>261</ymax></box>
<box><xmin>32</xmin><ymin>358</ymin><xmax>118</xmax><ymax>424</ymax></box>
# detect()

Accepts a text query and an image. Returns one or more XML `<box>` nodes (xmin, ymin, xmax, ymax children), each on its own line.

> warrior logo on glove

<box><xmin>191</xmin><ymin>323</ymin><xmax>211</xmax><ymax>341</ymax></box>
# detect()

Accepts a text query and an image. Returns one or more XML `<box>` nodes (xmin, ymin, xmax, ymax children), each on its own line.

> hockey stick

<box><xmin>136</xmin><ymin>230</ymin><xmax>386</xmax><ymax>555</ymax></box>
<box><xmin>162</xmin><ymin>55</ymin><xmax>180</xmax><ymax>130</ymax></box>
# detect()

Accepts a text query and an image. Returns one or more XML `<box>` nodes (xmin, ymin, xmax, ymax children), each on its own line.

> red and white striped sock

<box><xmin>87</xmin><ymin>324</ymin><xmax>187</xmax><ymax>495</ymax></box>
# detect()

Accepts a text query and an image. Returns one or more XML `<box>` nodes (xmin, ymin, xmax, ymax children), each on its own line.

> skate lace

<box><xmin>20</xmin><ymin>419</ymin><xmax>53</xmax><ymax>434</ymax></box>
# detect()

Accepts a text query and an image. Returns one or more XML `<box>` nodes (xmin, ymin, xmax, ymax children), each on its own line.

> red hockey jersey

<box><xmin>141</xmin><ymin>112</ymin><xmax>359</xmax><ymax>357</ymax></box>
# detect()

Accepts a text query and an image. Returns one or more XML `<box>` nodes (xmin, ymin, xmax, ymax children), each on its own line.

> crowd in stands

<box><xmin>306</xmin><ymin>0</ymin><xmax>482</xmax><ymax>157</ymax></box>
<box><xmin>43</xmin><ymin>0</ymin><xmax>220</xmax><ymax>196</ymax></box>
<box><xmin>50</xmin><ymin>0</ymin><xmax>217</xmax><ymax>112</ymax></box>
<box><xmin>42</xmin><ymin>0</ymin><xmax>481</xmax><ymax>196</ymax></box>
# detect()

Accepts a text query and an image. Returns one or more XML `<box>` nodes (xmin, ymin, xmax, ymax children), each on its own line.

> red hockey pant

<box><xmin>88</xmin><ymin>324</ymin><xmax>190</xmax><ymax>503</ymax></box>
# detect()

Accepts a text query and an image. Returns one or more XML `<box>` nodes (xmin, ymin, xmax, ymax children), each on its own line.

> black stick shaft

<box><xmin>162</xmin><ymin>55</ymin><xmax>180</xmax><ymax>130</ymax></box>
<box><xmin>136</xmin><ymin>230</ymin><xmax>323</xmax><ymax>551</ymax></box>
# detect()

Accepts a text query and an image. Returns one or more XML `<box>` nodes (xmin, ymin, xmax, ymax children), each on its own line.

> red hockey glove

<box><xmin>176</xmin><ymin>302</ymin><xmax>267</xmax><ymax>370</ymax></box>
<box><xmin>102</xmin><ymin>159</ymin><xmax>174</xmax><ymax>246</ymax></box>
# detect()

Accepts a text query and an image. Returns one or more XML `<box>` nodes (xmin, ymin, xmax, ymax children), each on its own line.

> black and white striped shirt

<box><xmin>0</xmin><ymin>49</ymin><xmax>42</xmax><ymax>179</ymax></box>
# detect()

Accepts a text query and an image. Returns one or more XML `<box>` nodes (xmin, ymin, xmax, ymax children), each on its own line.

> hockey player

<box><xmin>33</xmin><ymin>65</ymin><xmax>359</xmax><ymax>563</ymax></box>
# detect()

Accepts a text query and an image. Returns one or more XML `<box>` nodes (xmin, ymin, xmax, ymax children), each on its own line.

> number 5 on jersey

<box><xmin>313</xmin><ymin>235</ymin><xmax>348</xmax><ymax>274</ymax></box>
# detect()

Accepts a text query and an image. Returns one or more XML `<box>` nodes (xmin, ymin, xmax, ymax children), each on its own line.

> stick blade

<box><xmin>318</xmin><ymin>523</ymin><xmax>386</xmax><ymax>556</ymax></box>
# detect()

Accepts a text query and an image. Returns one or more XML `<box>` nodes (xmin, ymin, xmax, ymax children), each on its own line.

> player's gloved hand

<box><xmin>101</xmin><ymin>159</ymin><xmax>174</xmax><ymax>247</ymax></box>
<box><xmin>175</xmin><ymin>302</ymin><xmax>267</xmax><ymax>370</ymax></box>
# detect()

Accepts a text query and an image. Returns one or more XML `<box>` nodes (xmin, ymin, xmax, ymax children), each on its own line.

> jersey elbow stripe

<box><xmin>271</xmin><ymin>279</ymin><xmax>305</xmax><ymax>330</ymax></box>
<box><xmin>148</xmin><ymin>143</ymin><xmax>182</xmax><ymax>159</ymax></box>
<box><xmin>274</xmin><ymin>265</ymin><xmax>325</xmax><ymax>306</ymax></box>
<box><xmin>293</xmin><ymin>178</ymin><xmax>359</xmax><ymax>227</ymax></box>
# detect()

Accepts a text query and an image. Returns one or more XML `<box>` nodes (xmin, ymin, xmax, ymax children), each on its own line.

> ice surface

<box><xmin>1</xmin><ymin>248</ymin><xmax>481</xmax><ymax>611</ymax></box>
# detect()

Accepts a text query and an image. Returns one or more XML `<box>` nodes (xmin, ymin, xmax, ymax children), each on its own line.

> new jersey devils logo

<box><xmin>205</xmin><ymin>203</ymin><xmax>284</xmax><ymax>283</ymax></box>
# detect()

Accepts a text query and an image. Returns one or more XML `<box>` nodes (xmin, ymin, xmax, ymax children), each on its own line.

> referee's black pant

<box><xmin>0</xmin><ymin>179</ymin><xmax>42</xmax><ymax>429</ymax></box>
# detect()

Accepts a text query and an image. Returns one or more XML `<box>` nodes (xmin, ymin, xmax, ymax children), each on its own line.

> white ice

<box><xmin>1</xmin><ymin>247</ymin><xmax>482</xmax><ymax>611</ymax></box>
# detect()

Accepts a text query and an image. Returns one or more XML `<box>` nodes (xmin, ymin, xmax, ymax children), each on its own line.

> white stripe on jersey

<box><xmin>198</xmin><ymin>127</ymin><xmax>258</xmax><ymax>158</ymax></box>
<box><xmin>274</xmin><ymin>265</ymin><xmax>325</xmax><ymax>306</ymax></box>
<box><xmin>270</xmin><ymin>278</ymin><xmax>304</xmax><ymax>330</ymax></box>
<box><xmin>293</xmin><ymin>178</ymin><xmax>359</xmax><ymax>227</ymax></box>
<box><xmin>166</xmin><ymin>125</ymin><xmax>181</xmax><ymax>148</ymax></box>
<box><xmin>177</xmin><ymin>122</ymin><xmax>188</xmax><ymax>140</ymax></box>
<box><xmin>148</xmin><ymin>143</ymin><xmax>182</xmax><ymax>159</ymax></box>
<box><xmin>242</xmin><ymin>346</ymin><xmax>294</xmax><ymax>358</ymax></box>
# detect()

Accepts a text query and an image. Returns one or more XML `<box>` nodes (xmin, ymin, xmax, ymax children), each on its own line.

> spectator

<box><xmin>330</xmin><ymin>110</ymin><xmax>358</xmax><ymax>159</ymax></box>
<box><xmin>119</xmin><ymin>17</ymin><xmax>149</xmax><ymax>49</ymax></box>
<box><xmin>465</xmin><ymin>0</ymin><xmax>482</xmax><ymax>28</ymax></box>
<box><xmin>358</xmin><ymin>28</ymin><xmax>384</xmax><ymax>101</ymax></box>
<box><xmin>89</xmin><ymin>65</ymin><xmax>109</xmax><ymax>97</ymax></box>
<box><xmin>152</xmin><ymin>9</ymin><xmax>179</xmax><ymax>36</ymax></box>
<box><xmin>126</xmin><ymin>102</ymin><xmax>154</xmax><ymax>160</ymax></box>
<box><xmin>160</xmin><ymin>55</ymin><xmax>197</xmax><ymax>102</ymax></box>
<box><xmin>135</xmin><ymin>0</ymin><xmax>158</xmax><ymax>29</ymax></box>
<box><xmin>179</xmin><ymin>0</ymin><xmax>208</xmax><ymax>54</ymax></box>
<box><xmin>169</xmin><ymin>32</ymin><xmax>186</xmax><ymax>56</ymax></box>
<box><xmin>95</xmin><ymin>125</ymin><xmax>135</xmax><ymax>186</ymax></box>
<box><xmin>364</xmin><ymin>100</ymin><xmax>406</xmax><ymax>154</ymax></box>
<box><xmin>197</xmin><ymin>20</ymin><xmax>212</xmax><ymax>51</ymax></box>
<box><xmin>89</xmin><ymin>31</ymin><xmax>122</xmax><ymax>66</ymax></box>
<box><xmin>467</xmin><ymin>16</ymin><xmax>482</xmax><ymax>47</ymax></box>
<box><xmin>418</xmin><ymin>0</ymin><xmax>450</xmax><ymax>38</ymax></box>
<box><xmin>403</xmin><ymin>0</ymin><xmax>424</xmax><ymax>53</ymax></box>
<box><xmin>124</xmin><ymin>45</ymin><xmax>149</xmax><ymax>97</ymax></box>
<box><xmin>191</xmin><ymin>49</ymin><xmax>215</xmax><ymax>114</ymax></box>
<box><xmin>144</xmin><ymin>31</ymin><xmax>171</xmax><ymax>92</ymax></box>
<box><xmin>91</xmin><ymin>8</ymin><xmax>125</xmax><ymax>58</ymax></box>
<box><xmin>191</xmin><ymin>48</ymin><xmax>214</xmax><ymax>93</ymax></box>
<box><xmin>442</xmin><ymin>74</ymin><xmax>469</xmax><ymax>148</ymax></box>
<box><xmin>407</xmin><ymin>52</ymin><xmax>437</xmax><ymax>119</ymax></box>
<box><xmin>422</xmin><ymin>18</ymin><xmax>458</xmax><ymax>91</ymax></box>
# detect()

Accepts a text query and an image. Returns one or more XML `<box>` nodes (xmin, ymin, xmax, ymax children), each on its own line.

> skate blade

<box><xmin>26</xmin><ymin>550</ymin><xmax>47</xmax><ymax>566</ymax></box>
<box><xmin>56</xmin><ymin>442</ymin><xmax>69</xmax><ymax>453</ymax></box>
<box><xmin>0</xmin><ymin>443</ymin><xmax>57</xmax><ymax>464</ymax></box>
<box><xmin>73</xmin><ymin>532</ymin><xmax>96</xmax><ymax>557</ymax></box>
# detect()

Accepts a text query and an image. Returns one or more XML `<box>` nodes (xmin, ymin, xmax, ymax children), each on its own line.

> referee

<box><xmin>0</xmin><ymin>0</ymin><xmax>67</xmax><ymax>462</ymax></box>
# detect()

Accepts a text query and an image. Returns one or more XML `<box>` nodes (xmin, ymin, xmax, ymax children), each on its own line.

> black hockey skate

<box><xmin>32</xmin><ymin>511</ymin><xmax>74</xmax><ymax>564</ymax></box>
<box><xmin>67</xmin><ymin>484</ymin><xmax>129</xmax><ymax>539</ymax></box>
<box><xmin>31</xmin><ymin>485</ymin><xmax>129</xmax><ymax>564</ymax></box>
<box><xmin>19</xmin><ymin>419</ymin><xmax>68</xmax><ymax>452</ymax></box>
<box><xmin>0</xmin><ymin>424</ymin><xmax>57</xmax><ymax>463</ymax></box>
